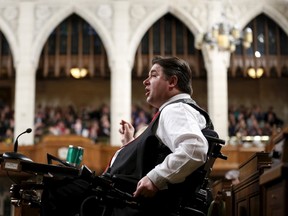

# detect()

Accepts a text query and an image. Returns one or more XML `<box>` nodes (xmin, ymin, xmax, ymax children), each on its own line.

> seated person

<box><xmin>41</xmin><ymin>56</ymin><xmax>215</xmax><ymax>216</ymax></box>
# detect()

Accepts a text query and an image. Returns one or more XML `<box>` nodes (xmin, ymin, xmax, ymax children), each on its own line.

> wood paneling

<box><xmin>0</xmin><ymin>135</ymin><xmax>119</xmax><ymax>175</ymax></box>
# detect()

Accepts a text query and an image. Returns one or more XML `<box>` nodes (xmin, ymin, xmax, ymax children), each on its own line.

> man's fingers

<box><xmin>133</xmin><ymin>185</ymin><xmax>142</xmax><ymax>197</ymax></box>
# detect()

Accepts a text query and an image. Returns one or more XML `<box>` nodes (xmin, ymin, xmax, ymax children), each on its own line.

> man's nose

<box><xmin>143</xmin><ymin>78</ymin><xmax>149</xmax><ymax>85</ymax></box>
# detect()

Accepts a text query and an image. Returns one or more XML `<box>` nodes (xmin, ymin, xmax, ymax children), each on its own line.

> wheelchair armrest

<box><xmin>204</xmin><ymin>133</ymin><xmax>227</xmax><ymax>160</ymax></box>
<box><xmin>205</xmin><ymin>135</ymin><xmax>225</xmax><ymax>144</ymax></box>
<box><xmin>111</xmin><ymin>174</ymin><xmax>138</xmax><ymax>195</ymax></box>
<box><xmin>215</xmin><ymin>153</ymin><xmax>228</xmax><ymax>160</ymax></box>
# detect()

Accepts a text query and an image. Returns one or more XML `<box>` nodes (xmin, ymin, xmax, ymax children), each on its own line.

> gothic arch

<box><xmin>32</xmin><ymin>4</ymin><xmax>114</xmax><ymax>71</ymax></box>
<box><xmin>262</xmin><ymin>5</ymin><xmax>288</xmax><ymax>35</ymax></box>
<box><xmin>128</xmin><ymin>4</ymin><xmax>202</xmax><ymax>66</ymax></box>
<box><xmin>0</xmin><ymin>16</ymin><xmax>18</xmax><ymax>66</ymax></box>
<box><xmin>237</xmin><ymin>3</ymin><xmax>288</xmax><ymax>34</ymax></box>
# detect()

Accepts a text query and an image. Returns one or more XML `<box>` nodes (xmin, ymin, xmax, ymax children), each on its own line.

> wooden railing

<box><xmin>210</xmin><ymin>144</ymin><xmax>266</xmax><ymax>177</ymax></box>
<box><xmin>0</xmin><ymin>135</ymin><xmax>119</xmax><ymax>175</ymax></box>
<box><xmin>0</xmin><ymin>134</ymin><xmax>269</xmax><ymax>178</ymax></box>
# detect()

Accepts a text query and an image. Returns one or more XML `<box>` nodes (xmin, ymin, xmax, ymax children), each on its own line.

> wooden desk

<box><xmin>0</xmin><ymin>136</ymin><xmax>119</xmax><ymax>216</ymax></box>
<box><xmin>211</xmin><ymin>179</ymin><xmax>233</xmax><ymax>216</ymax></box>
<box><xmin>211</xmin><ymin>145</ymin><xmax>265</xmax><ymax>177</ymax></box>
<box><xmin>232</xmin><ymin>152</ymin><xmax>271</xmax><ymax>216</ymax></box>
<box><xmin>260</xmin><ymin>163</ymin><xmax>288</xmax><ymax>216</ymax></box>
<box><xmin>0</xmin><ymin>135</ymin><xmax>120</xmax><ymax>175</ymax></box>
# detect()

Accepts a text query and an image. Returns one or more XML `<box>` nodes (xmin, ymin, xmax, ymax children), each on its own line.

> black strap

<box><xmin>168</xmin><ymin>98</ymin><xmax>214</xmax><ymax>130</ymax></box>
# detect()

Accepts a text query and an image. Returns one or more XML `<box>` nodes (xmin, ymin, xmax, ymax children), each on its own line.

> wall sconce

<box><xmin>247</xmin><ymin>67</ymin><xmax>264</xmax><ymax>79</ymax></box>
<box><xmin>70</xmin><ymin>68</ymin><xmax>88</xmax><ymax>79</ymax></box>
<box><xmin>195</xmin><ymin>21</ymin><xmax>253</xmax><ymax>52</ymax></box>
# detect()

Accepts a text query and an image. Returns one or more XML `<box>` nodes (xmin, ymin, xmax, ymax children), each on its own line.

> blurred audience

<box><xmin>0</xmin><ymin>103</ymin><xmax>284</xmax><ymax>144</ymax></box>
<box><xmin>228</xmin><ymin>104</ymin><xmax>284</xmax><ymax>137</ymax></box>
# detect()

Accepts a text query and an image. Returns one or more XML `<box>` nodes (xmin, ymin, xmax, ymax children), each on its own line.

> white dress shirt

<box><xmin>146</xmin><ymin>93</ymin><xmax>208</xmax><ymax>190</ymax></box>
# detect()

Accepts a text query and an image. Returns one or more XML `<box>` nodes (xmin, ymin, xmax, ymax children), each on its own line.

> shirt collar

<box><xmin>159</xmin><ymin>93</ymin><xmax>191</xmax><ymax>111</ymax></box>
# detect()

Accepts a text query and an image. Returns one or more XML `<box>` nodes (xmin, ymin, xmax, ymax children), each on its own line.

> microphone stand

<box><xmin>2</xmin><ymin>128</ymin><xmax>33</xmax><ymax>162</ymax></box>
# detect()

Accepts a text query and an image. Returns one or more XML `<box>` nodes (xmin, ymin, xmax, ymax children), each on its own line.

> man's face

<box><xmin>143</xmin><ymin>64</ymin><xmax>171</xmax><ymax>108</ymax></box>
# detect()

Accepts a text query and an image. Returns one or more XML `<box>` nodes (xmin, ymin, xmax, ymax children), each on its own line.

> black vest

<box><xmin>106</xmin><ymin>98</ymin><xmax>213</xmax><ymax>195</ymax></box>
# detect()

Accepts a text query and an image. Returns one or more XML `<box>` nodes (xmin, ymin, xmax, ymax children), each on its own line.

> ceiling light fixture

<box><xmin>195</xmin><ymin>14</ymin><xmax>253</xmax><ymax>52</ymax></box>
<box><xmin>70</xmin><ymin>68</ymin><xmax>88</xmax><ymax>79</ymax></box>
<box><xmin>247</xmin><ymin>67</ymin><xmax>264</xmax><ymax>79</ymax></box>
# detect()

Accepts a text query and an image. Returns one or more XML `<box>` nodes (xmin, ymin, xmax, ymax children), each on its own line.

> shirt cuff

<box><xmin>147</xmin><ymin>170</ymin><xmax>168</xmax><ymax>190</ymax></box>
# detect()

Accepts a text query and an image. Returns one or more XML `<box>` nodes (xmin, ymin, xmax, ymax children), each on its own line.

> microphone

<box><xmin>2</xmin><ymin>128</ymin><xmax>33</xmax><ymax>162</ymax></box>
<box><xmin>14</xmin><ymin>128</ymin><xmax>32</xmax><ymax>153</ymax></box>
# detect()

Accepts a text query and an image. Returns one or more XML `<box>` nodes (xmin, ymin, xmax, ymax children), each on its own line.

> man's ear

<box><xmin>168</xmin><ymin>75</ymin><xmax>178</xmax><ymax>88</ymax></box>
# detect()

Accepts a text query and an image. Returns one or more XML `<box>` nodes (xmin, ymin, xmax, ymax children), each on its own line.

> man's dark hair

<box><xmin>152</xmin><ymin>56</ymin><xmax>193</xmax><ymax>95</ymax></box>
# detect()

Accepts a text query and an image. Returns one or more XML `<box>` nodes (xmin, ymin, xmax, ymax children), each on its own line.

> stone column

<box><xmin>202</xmin><ymin>45</ymin><xmax>230</xmax><ymax>141</ymax></box>
<box><xmin>14</xmin><ymin>2</ymin><xmax>36</xmax><ymax>145</ymax></box>
<box><xmin>110</xmin><ymin>1</ymin><xmax>132</xmax><ymax>146</ymax></box>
